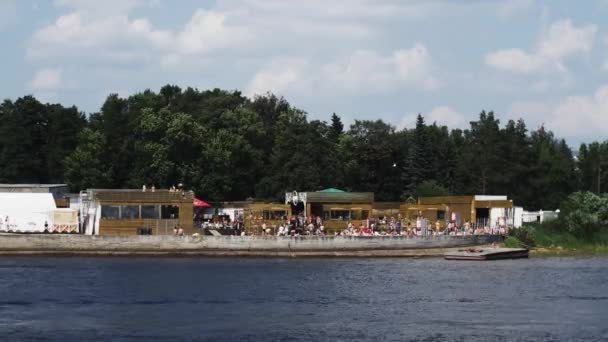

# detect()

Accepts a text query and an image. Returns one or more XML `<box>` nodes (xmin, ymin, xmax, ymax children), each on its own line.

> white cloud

<box><xmin>548</xmin><ymin>85</ymin><xmax>608</xmax><ymax>139</ymax></box>
<box><xmin>28</xmin><ymin>6</ymin><xmax>253</xmax><ymax>66</ymax></box>
<box><xmin>485</xmin><ymin>48</ymin><xmax>546</xmax><ymax>74</ymax></box>
<box><xmin>485</xmin><ymin>19</ymin><xmax>597</xmax><ymax>74</ymax></box>
<box><xmin>507</xmin><ymin>86</ymin><xmax>608</xmax><ymax>140</ymax></box>
<box><xmin>246</xmin><ymin>58</ymin><xmax>307</xmax><ymax>97</ymax></box>
<box><xmin>398</xmin><ymin>106</ymin><xmax>464</xmax><ymax>130</ymax></box>
<box><xmin>246</xmin><ymin>44</ymin><xmax>437</xmax><ymax>97</ymax></box>
<box><xmin>28</xmin><ymin>68</ymin><xmax>62</xmax><ymax>91</ymax></box>
<box><xmin>393</xmin><ymin>43</ymin><xmax>437</xmax><ymax>89</ymax></box>
<box><xmin>175</xmin><ymin>9</ymin><xmax>253</xmax><ymax>55</ymax></box>
<box><xmin>322</xmin><ymin>44</ymin><xmax>436</xmax><ymax>92</ymax></box>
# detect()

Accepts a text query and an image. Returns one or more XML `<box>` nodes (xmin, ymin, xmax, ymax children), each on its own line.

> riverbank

<box><xmin>0</xmin><ymin>234</ymin><xmax>500</xmax><ymax>257</ymax></box>
<box><xmin>505</xmin><ymin>223</ymin><xmax>608</xmax><ymax>256</ymax></box>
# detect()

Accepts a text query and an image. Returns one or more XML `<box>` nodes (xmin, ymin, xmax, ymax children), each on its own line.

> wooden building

<box><xmin>201</xmin><ymin>201</ymin><xmax>291</xmax><ymax>235</ymax></box>
<box><xmin>400</xmin><ymin>195</ymin><xmax>514</xmax><ymax>229</ymax></box>
<box><xmin>286</xmin><ymin>189</ymin><xmax>374</xmax><ymax>235</ymax></box>
<box><xmin>81</xmin><ymin>189</ymin><xmax>195</xmax><ymax>236</ymax></box>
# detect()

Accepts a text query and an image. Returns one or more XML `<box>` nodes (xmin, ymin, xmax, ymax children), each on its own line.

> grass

<box><xmin>506</xmin><ymin>222</ymin><xmax>608</xmax><ymax>256</ymax></box>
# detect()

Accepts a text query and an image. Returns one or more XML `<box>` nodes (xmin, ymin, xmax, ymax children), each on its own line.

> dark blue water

<box><xmin>0</xmin><ymin>256</ymin><xmax>606</xmax><ymax>341</ymax></box>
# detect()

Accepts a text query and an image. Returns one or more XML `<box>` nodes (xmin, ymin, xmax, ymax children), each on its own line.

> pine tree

<box><xmin>403</xmin><ymin>114</ymin><xmax>432</xmax><ymax>197</ymax></box>
<box><xmin>329</xmin><ymin>112</ymin><xmax>344</xmax><ymax>141</ymax></box>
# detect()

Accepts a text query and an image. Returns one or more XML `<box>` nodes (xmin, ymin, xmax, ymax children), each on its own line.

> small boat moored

<box><xmin>444</xmin><ymin>247</ymin><xmax>529</xmax><ymax>261</ymax></box>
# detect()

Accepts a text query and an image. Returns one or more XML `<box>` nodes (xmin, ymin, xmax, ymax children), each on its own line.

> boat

<box><xmin>444</xmin><ymin>247</ymin><xmax>529</xmax><ymax>260</ymax></box>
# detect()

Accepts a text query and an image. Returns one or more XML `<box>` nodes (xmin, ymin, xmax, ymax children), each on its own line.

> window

<box><xmin>263</xmin><ymin>210</ymin><xmax>287</xmax><ymax>220</ymax></box>
<box><xmin>329</xmin><ymin>210</ymin><xmax>350</xmax><ymax>220</ymax></box>
<box><xmin>120</xmin><ymin>205</ymin><xmax>140</xmax><ymax>219</ymax></box>
<box><xmin>101</xmin><ymin>205</ymin><xmax>119</xmax><ymax>219</ymax></box>
<box><xmin>437</xmin><ymin>210</ymin><xmax>446</xmax><ymax>220</ymax></box>
<box><xmin>161</xmin><ymin>205</ymin><xmax>179</xmax><ymax>219</ymax></box>
<box><xmin>350</xmin><ymin>210</ymin><xmax>370</xmax><ymax>220</ymax></box>
<box><xmin>141</xmin><ymin>205</ymin><xmax>160</xmax><ymax>219</ymax></box>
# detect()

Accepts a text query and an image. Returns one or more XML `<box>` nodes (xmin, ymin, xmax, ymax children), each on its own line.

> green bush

<box><xmin>509</xmin><ymin>226</ymin><xmax>536</xmax><ymax>247</ymax></box>
<box><xmin>560</xmin><ymin>192</ymin><xmax>608</xmax><ymax>240</ymax></box>
<box><xmin>503</xmin><ymin>236</ymin><xmax>523</xmax><ymax>248</ymax></box>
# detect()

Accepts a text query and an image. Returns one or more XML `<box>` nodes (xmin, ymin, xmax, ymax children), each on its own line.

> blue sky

<box><xmin>1</xmin><ymin>0</ymin><xmax>607</xmax><ymax>146</ymax></box>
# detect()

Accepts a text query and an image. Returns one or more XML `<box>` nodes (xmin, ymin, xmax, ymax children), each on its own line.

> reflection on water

<box><xmin>0</xmin><ymin>256</ymin><xmax>607</xmax><ymax>341</ymax></box>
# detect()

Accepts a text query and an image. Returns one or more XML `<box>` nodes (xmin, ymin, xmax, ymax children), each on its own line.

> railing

<box><xmin>91</xmin><ymin>190</ymin><xmax>194</xmax><ymax>203</ymax></box>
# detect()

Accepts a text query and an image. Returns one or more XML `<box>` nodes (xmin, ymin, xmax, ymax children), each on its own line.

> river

<box><xmin>0</xmin><ymin>256</ymin><xmax>606</xmax><ymax>341</ymax></box>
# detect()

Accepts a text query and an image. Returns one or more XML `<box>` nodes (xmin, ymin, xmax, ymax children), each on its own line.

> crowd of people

<box><xmin>274</xmin><ymin>214</ymin><xmax>325</xmax><ymax>237</ymax></box>
<box><xmin>334</xmin><ymin>215</ymin><xmax>509</xmax><ymax>237</ymax></box>
<box><xmin>197</xmin><ymin>211</ymin><xmax>510</xmax><ymax>238</ymax></box>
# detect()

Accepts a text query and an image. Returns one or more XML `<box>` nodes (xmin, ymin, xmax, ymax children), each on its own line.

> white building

<box><xmin>522</xmin><ymin>210</ymin><xmax>560</xmax><ymax>224</ymax></box>
<box><xmin>0</xmin><ymin>193</ymin><xmax>78</xmax><ymax>233</ymax></box>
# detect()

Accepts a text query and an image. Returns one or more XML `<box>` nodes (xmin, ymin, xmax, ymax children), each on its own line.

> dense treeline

<box><xmin>0</xmin><ymin>85</ymin><xmax>606</xmax><ymax>209</ymax></box>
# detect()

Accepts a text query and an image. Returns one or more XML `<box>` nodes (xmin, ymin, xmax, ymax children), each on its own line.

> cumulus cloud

<box><xmin>485</xmin><ymin>19</ymin><xmax>597</xmax><ymax>74</ymax></box>
<box><xmin>28</xmin><ymin>9</ymin><xmax>247</xmax><ymax>63</ymax></box>
<box><xmin>398</xmin><ymin>106</ymin><xmax>465</xmax><ymax>130</ymax></box>
<box><xmin>28</xmin><ymin>68</ymin><xmax>62</xmax><ymax>91</ymax></box>
<box><xmin>246</xmin><ymin>44</ymin><xmax>437</xmax><ymax>97</ymax></box>
<box><xmin>547</xmin><ymin>85</ymin><xmax>608</xmax><ymax>139</ymax></box>
<box><xmin>246</xmin><ymin>58</ymin><xmax>308</xmax><ymax>97</ymax></box>
<box><xmin>507</xmin><ymin>86</ymin><xmax>608</xmax><ymax>140</ymax></box>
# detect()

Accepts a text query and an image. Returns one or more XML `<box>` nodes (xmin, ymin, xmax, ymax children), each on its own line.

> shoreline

<box><xmin>529</xmin><ymin>247</ymin><xmax>608</xmax><ymax>257</ymax></box>
<box><xmin>0</xmin><ymin>234</ymin><xmax>604</xmax><ymax>257</ymax></box>
<box><xmin>0</xmin><ymin>234</ymin><xmax>500</xmax><ymax>258</ymax></box>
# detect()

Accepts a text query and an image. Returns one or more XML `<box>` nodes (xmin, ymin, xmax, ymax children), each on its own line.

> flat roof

<box><xmin>0</xmin><ymin>184</ymin><xmax>68</xmax><ymax>188</ymax></box>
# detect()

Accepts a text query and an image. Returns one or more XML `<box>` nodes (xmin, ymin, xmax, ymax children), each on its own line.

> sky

<box><xmin>1</xmin><ymin>0</ymin><xmax>608</xmax><ymax>146</ymax></box>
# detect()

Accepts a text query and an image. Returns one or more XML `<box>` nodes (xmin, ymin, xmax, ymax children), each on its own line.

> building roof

<box><xmin>318</xmin><ymin>188</ymin><xmax>345</xmax><ymax>193</ymax></box>
<box><xmin>305</xmin><ymin>191</ymin><xmax>374</xmax><ymax>204</ymax></box>
<box><xmin>0</xmin><ymin>184</ymin><xmax>68</xmax><ymax>188</ymax></box>
<box><xmin>86</xmin><ymin>189</ymin><xmax>194</xmax><ymax>203</ymax></box>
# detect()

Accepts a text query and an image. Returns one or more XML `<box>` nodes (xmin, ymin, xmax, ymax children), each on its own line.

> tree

<box><xmin>526</xmin><ymin>127</ymin><xmax>576</xmax><ymax>209</ymax></box>
<box><xmin>329</xmin><ymin>112</ymin><xmax>344</xmax><ymax>141</ymax></box>
<box><xmin>465</xmin><ymin>111</ymin><xmax>502</xmax><ymax>194</ymax></box>
<box><xmin>64</xmin><ymin>128</ymin><xmax>113</xmax><ymax>190</ymax></box>
<box><xmin>265</xmin><ymin>109</ymin><xmax>323</xmax><ymax>199</ymax></box>
<box><xmin>346</xmin><ymin>119</ymin><xmax>403</xmax><ymax>200</ymax></box>
<box><xmin>403</xmin><ymin>114</ymin><xmax>432</xmax><ymax>196</ymax></box>
<box><xmin>560</xmin><ymin>192</ymin><xmax>608</xmax><ymax>240</ymax></box>
<box><xmin>414</xmin><ymin>180</ymin><xmax>449</xmax><ymax>198</ymax></box>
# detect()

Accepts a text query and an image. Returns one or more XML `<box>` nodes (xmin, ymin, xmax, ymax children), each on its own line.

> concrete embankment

<box><xmin>0</xmin><ymin>234</ymin><xmax>500</xmax><ymax>257</ymax></box>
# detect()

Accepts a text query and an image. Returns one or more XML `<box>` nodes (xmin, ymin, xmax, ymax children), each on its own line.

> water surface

<box><xmin>0</xmin><ymin>256</ymin><xmax>606</xmax><ymax>341</ymax></box>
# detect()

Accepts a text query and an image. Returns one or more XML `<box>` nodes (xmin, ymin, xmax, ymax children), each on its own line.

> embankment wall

<box><xmin>0</xmin><ymin>234</ymin><xmax>500</xmax><ymax>257</ymax></box>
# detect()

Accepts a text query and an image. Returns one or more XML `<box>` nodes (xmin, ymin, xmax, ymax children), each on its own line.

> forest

<box><xmin>0</xmin><ymin>85</ymin><xmax>606</xmax><ymax>210</ymax></box>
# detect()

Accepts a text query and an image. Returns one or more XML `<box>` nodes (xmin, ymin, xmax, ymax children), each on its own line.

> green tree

<box><xmin>465</xmin><ymin>111</ymin><xmax>502</xmax><ymax>194</ymax></box>
<box><xmin>329</xmin><ymin>112</ymin><xmax>344</xmax><ymax>142</ymax></box>
<box><xmin>403</xmin><ymin>114</ymin><xmax>431</xmax><ymax>196</ymax></box>
<box><xmin>64</xmin><ymin>128</ymin><xmax>113</xmax><ymax>190</ymax></box>
<box><xmin>560</xmin><ymin>191</ymin><xmax>608</xmax><ymax>240</ymax></box>
<box><xmin>414</xmin><ymin>180</ymin><xmax>449</xmax><ymax>198</ymax></box>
